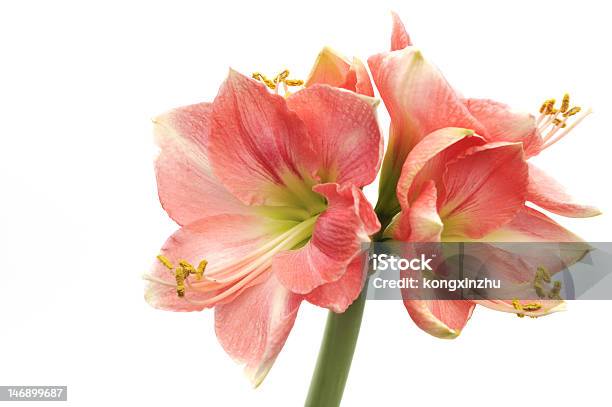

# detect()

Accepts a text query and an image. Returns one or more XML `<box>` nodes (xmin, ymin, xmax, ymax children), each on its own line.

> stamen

<box><xmin>285</xmin><ymin>79</ymin><xmax>304</xmax><ymax>86</ymax></box>
<box><xmin>196</xmin><ymin>260</ymin><xmax>207</xmax><ymax>280</ymax></box>
<box><xmin>563</xmin><ymin>106</ymin><xmax>581</xmax><ymax>117</ymax></box>
<box><xmin>542</xmin><ymin>108</ymin><xmax>592</xmax><ymax>150</ymax></box>
<box><xmin>560</xmin><ymin>93</ymin><xmax>570</xmax><ymax>113</ymax></box>
<box><xmin>512</xmin><ymin>299</ymin><xmax>525</xmax><ymax>318</ymax></box>
<box><xmin>152</xmin><ymin>255</ymin><xmax>209</xmax><ymax>298</ymax></box>
<box><xmin>252</xmin><ymin>69</ymin><xmax>304</xmax><ymax>95</ymax></box>
<box><xmin>512</xmin><ymin>298</ymin><xmax>542</xmax><ymax>318</ymax></box>
<box><xmin>537</xmin><ymin>266</ymin><xmax>551</xmax><ymax>283</ymax></box>
<box><xmin>157</xmin><ymin>254</ymin><xmax>174</xmax><ymax>270</ymax></box>
<box><xmin>175</xmin><ymin>266</ymin><xmax>189</xmax><ymax>297</ymax></box>
<box><xmin>251</xmin><ymin>72</ymin><xmax>277</xmax><ymax>90</ymax></box>
<box><xmin>548</xmin><ymin>281</ymin><xmax>563</xmax><ymax>300</ymax></box>
<box><xmin>545</xmin><ymin>99</ymin><xmax>555</xmax><ymax>114</ymax></box>
<box><xmin>536</xmin><ymin>93</ymin><xmax>590</xmax><ymax>151</ymax></box>
<box><xmin>148</xmin><ymin>216</ymin><xmax>317</xmax><ymax>301</ymax></box>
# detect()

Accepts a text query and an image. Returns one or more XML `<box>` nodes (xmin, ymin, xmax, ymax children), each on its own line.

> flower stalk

<box><xmin>304</xmin><ymin>280</ymin><xmax>368</xmax><ymax>407</ymax></box>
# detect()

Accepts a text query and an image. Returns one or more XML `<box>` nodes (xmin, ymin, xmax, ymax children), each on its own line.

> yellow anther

<box><xmin>548</xmin><ymin>280</ymin><xmax>563</xmax><ymax>300</ymax></box>
<box><xmin>196</xmin><ymin>259</ymin><xmax>208</xmax><ymax>281</ymax></box>
<box><xmin>563</xmin><ymin>106</ymin><xmax>581</xmax><ymax>117</ymax></box>
<box><xmin>155</xmin><ymin>255</ymin><xmax>209</xmax><ymax>297</ymax></box>
<box><xmin>253</xmin><ymin>69</ymin><xmax>304</xmax><ymax>92</ymax></box>
<box><xmin>157</xmin><ymin>254</ymin><xmax>174</xmax><ymax>270</ymax></box>
<box><xmin>512</xmin><ymin>298</ymin><xmax>541</xmax><ymax>318</ymax></box>
<box><xmin>252</xmin><ymin>72</ymin><xmax>277</xmax><ymax>90</ymax></box>
<box><xmin>285</xmin><ymin>79</ymin><xmax>304</xmax><ymax>86</ymax></box>
<box><xmin>179</xmin><ymin>260</ymin><xmax>195</xmax><ymax>273</ymax></box>
<box><xmin>522</xmin><ymin>303</ymin><xmax>542</xmax><ymax>311</ymax></box>
<box><xmin>537</xmin><ymin>266</ymin><xmax>552</xmax><ymax>283</ymax></box>
<box><xmin>560</xmin><ymin>93</ymin><xmax>570</xmax><ymax>113</ymax></box>
<box><xmin>552</xmin><ymin>118</ymin><xmax>566</xmax><ymax>128</ymax></box>
<box><xmin>175</xmin><ymin>266</ymin><xmax>189</xmax><ymax>297</ymax></box>
<box><xmin>273</xmin><ymin>69</ymin><xmax>290</xmax><ymax>84</ymax></box>
<box><xmin>544</xmin><ymin>99</ymin><xmax>556</xmax><ymax>115</ymax></box>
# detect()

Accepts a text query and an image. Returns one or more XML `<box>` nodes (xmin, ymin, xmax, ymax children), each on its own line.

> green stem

<box><xmin>304</xmin><ymin>207</ymin><xmax>395</xmax><ymax>406</ymax></box>
<box><xmin>304</xmin><ymin>282</ymin><xmax>368</xmax><ymax>407</ymax></box>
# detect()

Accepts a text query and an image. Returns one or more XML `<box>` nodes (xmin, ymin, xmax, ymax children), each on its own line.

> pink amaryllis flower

<box><xmin>145</xmin><ymin>68</ymin><xmax>382</xmax><ymax>385</ymax></box>
<box><xmin>388</xmin><ymin>128</ymin><xmax>590</xmax><ymax>337</ymax></box>
<box><xmin>370</xmin><ymin>12</ymin><xmax>600</xmax><ymax>221</ymax></box>
<box><xmin>371</xmin><ymin>14</ymin><xmax>600</xmax><ymax>338</ymax></box>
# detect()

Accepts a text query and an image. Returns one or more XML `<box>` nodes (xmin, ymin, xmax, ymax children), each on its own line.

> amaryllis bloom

<box><xmin>370</xmin><ymin>14</ymin><xmax>600</xmax><ymax>339</ymax></box>
<box><xmin>370</xmin><ymin>13</ymin><xmax>600</xmax><ymax>221</ymax></box>
<box><xmin>388</xmin><ymin>127</ymin><xmax>590</xmax><ymax>337</ymax></box>
<box><xmin>145</xmin><ymin>68</ymin><xmax>382</xmax><ymax>385</ymax></box>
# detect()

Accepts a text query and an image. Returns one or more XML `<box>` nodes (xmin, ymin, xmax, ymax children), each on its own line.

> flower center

<box><xmin>536</xmin><ymin>93</ymin><xmax>591</xmax><ymax>150</ymax></box>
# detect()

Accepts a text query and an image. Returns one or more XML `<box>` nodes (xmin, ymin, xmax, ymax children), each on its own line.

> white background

<box><xmin>1</xmin><ymin>0</ymin><xmax>611</xmax><ymax>406</ymax></box>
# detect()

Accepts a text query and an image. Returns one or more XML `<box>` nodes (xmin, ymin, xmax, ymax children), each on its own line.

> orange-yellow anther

<box><xmin>157</xmin><ymin>254</ymin><xmax>174</xmax><ymax>270</ymax></box>
<box><xmin>561</xmin><ymin>93</ymin><xmax>570</xmax><ymax>113</ymax></box>
<box><xmin>252</xmin><ymin>69</ymin><xmax>304</xmax><ymax>92</ymax></box>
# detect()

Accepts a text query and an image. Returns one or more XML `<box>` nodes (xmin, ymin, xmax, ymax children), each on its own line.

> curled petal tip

<box><xmin>390</xmin><ymin>11</ymin><xmax>413</xmax><ymax>50</ymax></box>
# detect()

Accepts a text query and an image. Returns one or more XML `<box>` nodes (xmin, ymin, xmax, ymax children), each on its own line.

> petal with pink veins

<box><xmin>215</xmin><ymin>273</ymin><xmax>302</xmax><ymax>387</ymax></box>
<box><xmin>287</xmin><ymin>85</ymin><xmax>382</xmax><ymax>187</ymax></box>
<box><xmin>305</xmin><ymin>47</ymin><xmax>374</xmax><ymax>96</ymax></box>
<box><xmin>403</xmin><ymin>300</ymin><xmax>475</xmax><ymax>339</ymax></box>
<box><xmin>463</xmin><ymin>98</ymin><xmax>543</xmax><ymax>158</ymax></box>
<box><xmin>154</xmin><ymin>102</ymin><xmax>250</xmax><ymax>226</ymax></box>
<box><xmin>526</xmin><ymin>163</ymin><xmax>601</xmax><ymax>218</ymax></box>
<box><xmin>274</xmin><ymin>183</ymin><xmax>380</xmax><ymax>294</ymax></box>
<box><xmin>439</xmin><ymin>142</ymin><xmax>528</xmax><ymax>239</ymax></box>
<box><xmin>209</xmin><ymin>70</ymin><xmax>319</xmax><ymax>206</ymax></box>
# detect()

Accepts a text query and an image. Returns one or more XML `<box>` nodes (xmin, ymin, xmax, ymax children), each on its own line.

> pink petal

<box><xmin>526</xmin><ymin>163</ymin><xmax>601</xmax><ymax>218</ymax></box>
<box><xmin>286</xmin><ymin>85</ymin><xmax>382</xmax><ymax>187</ymax></box>
<box><xmin>439</xmin><ymin>142</ymin><xmax>528</xmax><ymax>239</ymax></box>
<box><xmin>403</xmin><ymin>300</ymin><xmax>475</xmax><ymax>339</ymax></box>
<box><xmin>396</xmin><ymin>127</ymin><xmax>484</xmax><ymax>210</ymax></box>
<box><xmin>305</xmin><ymin>47</ymin><xmax>374</xmax><ymax>96</ymax></box>
<box><xmin>463</xmin><ymin>98</ymin><xmax>543</xmax><ymax>158</ymax></box>
<box><xmin>154</xmin><ymin>102</ymin><xmax>249</xmax><ymax>225</ymax></box>
<box><xmin>208</xmin><ymin>70</ymin><xmax>318</xmax><ymax>206</ymax></box>
<box><xmin>144</xmin><ymin>214</ymin><xmax>288</xmax><ymax>311</ymax></box>
<box><xmin>483</xmin><ymin>205</ymin><xmax>583</xmax><ymax>242</ymax></box>
<box><xmin>350</xmin><ymin>57</ymin><xmax>375</xmax><ymax>97</ymax></box>
<box><xmin>273</xmin><ymin>183</ymin><xmax>380</xmax><ymax>294</ymax></box>
<box><xmin>215</xmin><ymin>273</ymin><xmax>301</xmax><ymax>387</ymax></box>
<box><xmin>368</xmin><ymin>48</ymin><xmax>485</xmax><ymax>179</ymax></box>
<box><xmin>305</xmin><ymin>254</ymin><xmax>367</xmax><ymax>313</ymax></box>
<box><xmin>390</xmin><ymin>11</ymin><xmax>412</xmax><ymax>51</ymax></box>
<box><xmin>402</xmin><ymin>180</ymin><xmax>444</xmax><ymax>241</ymax></box>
